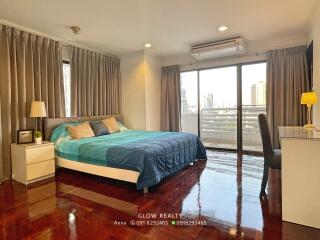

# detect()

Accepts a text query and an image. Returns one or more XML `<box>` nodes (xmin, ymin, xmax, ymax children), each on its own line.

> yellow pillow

<box><xmin>102</xmin><ymin>117</ymin><xmax>120</xmax><ymax>134</ymax></box>
<box><xmin>67</xmin><ymin>121</ymin><xmax>95</xmax><ymax>140</ymax></box>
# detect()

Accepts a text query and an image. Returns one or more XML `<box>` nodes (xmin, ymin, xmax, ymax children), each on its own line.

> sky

<box><xmin>181</xmin><ymin>62</ymin><xmax>266</xmax><ymax>109</ymax></box>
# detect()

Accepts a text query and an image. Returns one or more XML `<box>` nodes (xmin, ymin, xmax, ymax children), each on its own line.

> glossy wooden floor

<box><xmin>1</xmin><ymin>150</ymin><xmax>320</xmax><ymax>240</ymax></box>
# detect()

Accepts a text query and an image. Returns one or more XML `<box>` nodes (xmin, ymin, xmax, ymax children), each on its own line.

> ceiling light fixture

<box><xmin>218</xmin><ymin>26</ymin><xmax>228</xmax><ymax>32</ymax></box>
<box><xmin>144</xmin><ymin>43</ymin><xmax>152</xmax><ymax>48</ymax></box>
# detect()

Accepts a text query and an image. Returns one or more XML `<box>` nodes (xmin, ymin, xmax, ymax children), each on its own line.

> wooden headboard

<box><xmin>43</xmin><ymin>115</ymin><xmax>123</xmax><ymax>141</ymax></box>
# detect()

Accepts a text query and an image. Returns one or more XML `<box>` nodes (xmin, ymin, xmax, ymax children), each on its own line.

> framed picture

<box><xmin>17</xmin><ymin>129</ymin><xmax>34</xmax><ymax>144</ymax></box>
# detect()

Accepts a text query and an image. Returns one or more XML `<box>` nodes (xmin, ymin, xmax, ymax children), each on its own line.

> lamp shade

<box><xmin>30</xmin><ymin>101</ymin><xmax>47</xmax><ymax>117</ymax></box>
<box><xmin>301</xmin><ymin>92</ymin><xmax>318</xmax><ymax>105</ymax></box>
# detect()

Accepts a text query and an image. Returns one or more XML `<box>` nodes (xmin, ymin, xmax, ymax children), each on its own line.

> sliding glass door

<box><xmin>241</xmin><ymin>63</ymin><xmax>266</xmax><ymax>151</ymax></box>
<box><xmin>181</xmin><ymin>71</ymin><xmax>198</xmax><ymax>135</ymax></box>
<box><xmin>180</xmin><ymin>62</ymin><xmax>266</xmax><ymax>152</ymax></box>
<box><xmin>199</xmin><ymin>66</ymin><xmax>238</xmax><ymax>149</ymax></box>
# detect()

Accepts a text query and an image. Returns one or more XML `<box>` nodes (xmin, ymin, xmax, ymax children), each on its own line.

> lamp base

<box><xmin>303</xmin><ymin>123</ymin><xmax>315</xmax><ymax>129</ymax></box>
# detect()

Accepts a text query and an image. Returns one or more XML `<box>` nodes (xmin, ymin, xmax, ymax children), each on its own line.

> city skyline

<box><xmin>180</xmin><ymin>63</ymin><xmax>267</xmax><ymax>113</ymax></box>
<box><xmin>182</xmin><ymin>81</ymin><xmax>266</xmax><ymax>113</ymax></box>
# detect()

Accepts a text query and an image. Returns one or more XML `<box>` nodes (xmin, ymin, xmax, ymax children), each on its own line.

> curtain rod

<box><xmin>60</xmin><ymin>43</ymin><xmax>118</xmax><ymax>58</ymax></box>
<box><xmin>180</xmin><ymin>42</ymin><xmax>309</xmax><ymax>68</ymax></box>
<box><xmin>0</xmin><ymin>19</ymin><xmax>118</xmax><ymax>58</ymax></box>
<box><xmin>180</xmin><ymin>51</ymin><xmax>266</xmax><ymax>68</ymax></box>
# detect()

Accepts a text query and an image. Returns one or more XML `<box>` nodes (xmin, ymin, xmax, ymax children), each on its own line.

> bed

<box><xmin>44</xmin><ymin>115</ymin><xmax>207</xmax><ymax>193</ymax></box>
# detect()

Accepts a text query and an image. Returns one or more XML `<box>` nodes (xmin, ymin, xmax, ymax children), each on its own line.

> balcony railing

<box><xmin>181</xmin><ymin>105</ymin><xmax>266</xmax><ymax>151</ymax></box>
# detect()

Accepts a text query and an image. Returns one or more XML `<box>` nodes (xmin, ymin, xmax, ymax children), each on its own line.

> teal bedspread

<box><xmin>52</xmin><ymin>124</ymin><xmax>207</xmax><ymax>189</ymax></box>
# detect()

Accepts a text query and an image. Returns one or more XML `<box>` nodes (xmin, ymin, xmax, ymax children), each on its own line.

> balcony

<box><xmin>181</xmin><ymin>105</ymin><xmax>266</xmax><ymax>151</ymax></box>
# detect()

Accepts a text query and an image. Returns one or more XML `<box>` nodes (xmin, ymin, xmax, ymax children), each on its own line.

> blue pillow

<box><xmin>90</xmin><ymin>121</ymin><xmax>108</xmax><ymax>136</ymax></box>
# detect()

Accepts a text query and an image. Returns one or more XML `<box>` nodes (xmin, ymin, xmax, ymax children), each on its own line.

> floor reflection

<box><xmin>1</xmin><ymin>150</ymin><xmax>320</xmax><ymax>239</ymax></box>
<box><xmin>27</xmin><ymin>182</ymin><xmax>57</xmax><ymax>220</ymax></box>
<box><xmin>57</xmin><ymin>182</ymin><xmax>138</xmax><ymax>216</ymax></box>
<box><xmin>182</xmin><ymin>151</ymin><xmax>265</xmax><ymax>238</ymax></box>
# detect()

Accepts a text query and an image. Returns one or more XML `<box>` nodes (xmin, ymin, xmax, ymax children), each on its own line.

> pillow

<box><xmin>51</xmin><ymin>122</ymin><xmax>80</xmax><ymax>142</ymax></box>
<box><xmin>102</xmin><ymin>117</ymin><xmax>120</xmax><ymax>134</ymax></box>
<box><xmin>117</xmin><ymin>121</ymin><xmax>128</xmax><ymax>132</ymax></box>
<box><xmin>67</xmin><ymin>121</ymin><xmax>95</xmax><ymax>140</ymax></box>
<box><xmin>90</xmin><ymin>121</ymin><xmax>109</xmax><ymax>136</ymax></box>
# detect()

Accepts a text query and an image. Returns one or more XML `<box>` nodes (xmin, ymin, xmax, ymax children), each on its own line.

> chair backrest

<box><xmin>258</xmin><ymin>114</ymin><xmax>274</xmax><ymax>162</ymax></box>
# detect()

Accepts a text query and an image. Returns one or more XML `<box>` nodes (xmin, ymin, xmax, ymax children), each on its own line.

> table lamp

<box><xmin>30</xmin><ymin>101</ymin><xmax>47</xmax><ymax>131</ymax></box>
<box><xmin>301</xmin><ymin>92</ymin><xmax>317</xmax><ymax>128</ymax></box>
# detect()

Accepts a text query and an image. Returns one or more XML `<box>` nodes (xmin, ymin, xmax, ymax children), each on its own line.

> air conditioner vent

<box><xmin>191</xmin><ymin>37</ymin><xmax>246</xmax><ymax>60</ymax></box>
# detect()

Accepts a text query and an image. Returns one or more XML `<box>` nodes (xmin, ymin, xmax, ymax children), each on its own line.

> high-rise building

<box><xmin>251</xmin><ymin>84</ymin><xmax>257</xmax><ymax>105</ymax></box>
<box><xmin>181</xmin><ymin>88</ymin><xmax>189</xmax><ymax>113</ymax></box>
<box><xmin>202</xmin><ymin>93</ymin><xmax>214</xmax><ymax>109</ymax></box>
<box><xmin>206</xmin><ymin>93</ymin><xmax>214</xmax><ymax>108</ymax></box>
<box><xmin>251</xmin><ymin>81</ymin><xmax>266</xmax><ymax>105</ymax></box>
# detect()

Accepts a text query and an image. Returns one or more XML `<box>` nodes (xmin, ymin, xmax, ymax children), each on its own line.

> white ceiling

<box><xmin>0</xmin><ymin>0</ymin><xmax>317</xmax><ymax>59</ymax></box>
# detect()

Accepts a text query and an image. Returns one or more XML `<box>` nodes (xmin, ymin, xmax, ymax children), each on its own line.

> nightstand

<box><xmin>11</xmin><ymin>141</ymin><xmax>55</xmax><ymax>185</ymax></box>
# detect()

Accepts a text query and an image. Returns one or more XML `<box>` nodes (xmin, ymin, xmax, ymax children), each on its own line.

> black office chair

<box><xmin>258</xmin><ymin>114</ymin><xmax>281</xmax><ymax>197</ymax></box>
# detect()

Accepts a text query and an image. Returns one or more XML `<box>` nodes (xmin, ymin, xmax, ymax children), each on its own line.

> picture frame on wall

<box><xmin>17</xmin><ymin>129</ymin><xmax>34</xmax><ymax>144</ymax></box>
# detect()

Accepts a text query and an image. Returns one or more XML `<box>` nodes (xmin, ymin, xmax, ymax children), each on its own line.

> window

<box><xmin>199</xmin><ymin>66</ymin><xmax>237</xmax><ymax>149</ymax></box>
<box><xmin>181</xmin><ymin>71</ymin><xmax>198</xmax><ymax>135</ymax></box>
<box><xmin>241</xmin><ymin>63</ymin><xmax>266</xmax><ymax>151</ymax></box>
<box><xmin>180</xmin><ymin>61</ymin><xmax>266</xmax><ymax>152</ymax></box>
<box><xmin>63</xmin><ymin>62</ymin><xmax>71</xmax><ymax>117</ymax></box>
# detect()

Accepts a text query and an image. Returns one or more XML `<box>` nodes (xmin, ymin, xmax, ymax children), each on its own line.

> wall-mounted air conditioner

<box><xmin>190</xmin><ymin>37</ymin><xmax>247</xmax><ymax>60</ymax></box>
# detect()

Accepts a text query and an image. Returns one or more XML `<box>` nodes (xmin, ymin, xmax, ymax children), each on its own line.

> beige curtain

<box><xmin>70</xmin><ymin>46</ymin><xmax>121</xmax><ymax>116</ymax></box>
<box><xmin>0</xmin><ymin>25</ymin><xmax>65</xmax><ymax>180</ymax></box>
<box><xmin>160</xmin><ymin>65</ymin><xmax>181</xmax><ymax>132</ymax></box>
<box><xmin>267</xmin><ymin>46</ymin><xmax>310</xmax><ymax>148</ymax></box>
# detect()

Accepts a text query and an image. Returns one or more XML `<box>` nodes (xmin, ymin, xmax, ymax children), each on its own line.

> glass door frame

<box><xmin>181</xmin><ymin>60</ymin><xmax>266</xmax><ymax>154</ymax></box>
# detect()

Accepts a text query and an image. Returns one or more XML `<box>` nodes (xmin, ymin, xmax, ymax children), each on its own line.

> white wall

<box><xmin>121</xmin><ymin>51</ymin><xmax>162</xmax><ymax>130</ymax></box>
<box><xmin>145</xmin><ymin>55</ymin><xmax>162</xmax><ymax>131</ymax></box>
<box><xmin>121</xmin><ymin>52</ymin><xmax>146</xmax><ymax>130</ymax></box>
<box><xmin>308</xmin><ymin>1</ymin><xmax>320</xmax><ymax>128</ymax></box>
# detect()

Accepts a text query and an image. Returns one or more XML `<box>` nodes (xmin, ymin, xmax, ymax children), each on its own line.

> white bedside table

<box><xmin>11</xmin><ymin>141</ymin><xmax>55</xmax><ymax>185</ymax></box>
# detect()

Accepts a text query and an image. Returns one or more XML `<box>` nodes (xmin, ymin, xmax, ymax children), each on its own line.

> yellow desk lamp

<box><xmin>301</xmin><ymin>92</ymin><xmax>317</xmax><ymax>128</ymax></box>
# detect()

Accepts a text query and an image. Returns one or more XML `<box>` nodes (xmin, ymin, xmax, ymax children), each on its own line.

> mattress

<box><xmin>52</xmin><ymin>125</ymin><xmax>207</xmax><ymax>189</ymax></box>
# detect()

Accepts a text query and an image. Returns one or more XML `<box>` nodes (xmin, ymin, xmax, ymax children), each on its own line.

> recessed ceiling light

<box><xmin>218</xmin><ymin>26</ymin><xmax>228</xmax><ymax>32</ymax></box>
<box><xmin>144</xmin><ymin>43</ymin><xmax>152</xmax><ymax>48</ymax></box>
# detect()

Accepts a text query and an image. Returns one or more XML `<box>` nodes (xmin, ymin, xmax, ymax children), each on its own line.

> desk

<box><xmin>279</xmin><ymin>126</ymin><xmax>320</xmax><ymax>229</ymax></box>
